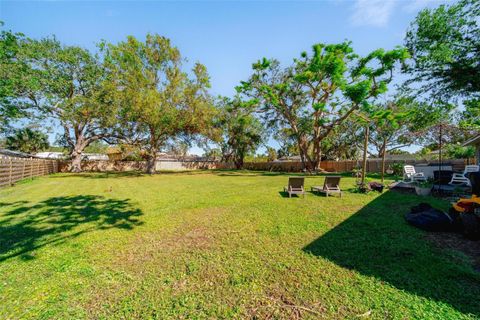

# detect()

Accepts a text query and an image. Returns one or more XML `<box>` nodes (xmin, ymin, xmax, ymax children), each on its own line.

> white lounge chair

<box><xmin>403</xmin><ymin>165</ymin><xmax>427</xmax><ymax>183</ymax></box>
<box><xmin>449</xmin><ymin>165</ymin><xmax>479</xmax><ymax>187</ymax></box>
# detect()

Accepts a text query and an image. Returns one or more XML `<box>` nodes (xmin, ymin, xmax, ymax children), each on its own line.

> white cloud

<box><xmin>350</xmin><ymin>0</ymin><xmax>397</xmax><ymax>27</ymax></box>
<box><xmin>349</xmin><ymin>0</ymin><xmax>451</xmax><ymax>27</ymax></box>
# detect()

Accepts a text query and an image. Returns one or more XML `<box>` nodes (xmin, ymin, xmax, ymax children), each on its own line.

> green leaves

<box><xmin>252</xmin><ymin>57</ymin><xmax>271</xmax><ymax>70</ymax></box>
<box><xmin>215</xmin><ymin>96</ymin><xmax>265</xmax><ymax>168</ymax></box>
<box><xmin>344</xmin><ymin>80</ymin><xmax>372</xmax><ymax>105</ymax></box>
<box><xmin>6</xmin><ymin>128</ymin><xmax>49</xmax><ymax>153</ymax></box>
<box><xmin>459</xmin><ymin>99</ymin><xmax>480</xmax><ymax>129</ymax></box>
<box><xmin>0</xmin><ymin>26</ymin><xmax>31</xmax><ymax>133</ymax></box>
<box><xmin>312</xmin><ymin>102</ymin><xmax>326</xmax><ymax>112</ymax></box>
<box><xmin>105</xmin><ymin>34</ymin><xmax>214</xmax><ymax>164</ymax></box>
<box><xmin>241</xmin><ymin>40</ymin><xmax>406</xmax><ymax>170</ymax></box>
<box><xmin>405</xmin><ymin>0</ymin><xmax>480</xmax><ymax>99</ymax></box>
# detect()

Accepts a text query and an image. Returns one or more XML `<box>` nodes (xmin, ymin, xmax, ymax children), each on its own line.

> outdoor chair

<box><xmin>311</xmin><ymin>176</ymin><xmax>342</xmax><ymax>197</ymax></box>
<box><xmin>284</xmin><ymin>177</ymin><xmax>305</xmax><ymax>198</ymax></box>
<box><xmin>449</xmin><ymin>165</ymin><xmax>480</xmax><ymax>187</ymax></box>
<box><xmin>403</xmin><ymin>165</ymin><xmax>427</xmax><ymax>183</ymax></box>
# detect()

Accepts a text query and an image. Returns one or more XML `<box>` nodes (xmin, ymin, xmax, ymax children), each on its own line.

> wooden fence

<box><xmin>1</xmin><ymin>156</ymin><xmax>475</xmax><ymax>188</ymax></box>
<box><xmin>0</xmin><ymin>157</ymin><xmax>59</xmax><ymax>188</ymax></box>
<box><xmin>57</xmin><ymin>160</ymin><xmax>233</xmax><ymax>172</ymax></box>
<box><xmin>57</xmin><ymin>158</ymin><xmax>475</xmax><ymax>174</ymax></box>
<box><xmin>243</xmin><ymin>158</ymin><xmax>475</xmax><ymax>173</ymax></box>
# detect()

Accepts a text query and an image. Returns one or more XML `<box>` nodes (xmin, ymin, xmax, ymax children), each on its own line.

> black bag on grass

<box><xmin>405</xmin><ymin>203</ymin><xmax>454</xmax><ymax>232</ymax></box>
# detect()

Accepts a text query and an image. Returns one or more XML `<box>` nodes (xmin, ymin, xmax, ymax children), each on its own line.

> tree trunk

<box><xmin>361</xmin><ymin>125</ymin><xmax>369</xmax><ymax>186</ymax></box>
<box><xmin>313</xmin><ymin>149</ymin><xmax>322</xmax><ymax>173</ymax></box>
<box><xmin>71</xmin><ymin>150</ymin><xmax>83</xmax><ymax>173</ymax></box>
<box><xmin>67</xmin><ymin>127</ymin><xmax>95</xmax><ymax>173</ymax></box>
<box><xmin>312</xmin><ymin>134</ymin><xmax>322</xmax><ymax>173</ymax></box>
<box><xmin>234</xmin><ymin>154</ymin><xmax>244</xmax><ymax>169</ymax></box>
<box><xmin>297</xmin><ymin>136</ymin><xmax>310</xmax><ymax>172</ymax></box>
<box><xmin>381</xmin><ymin>137</ymin><xmax>387</xmax><ymax>183</ymax></box>
<box><xmin>146</xmin><ymin>152</ymin><xmax>156</xmax><ymax>174</ymax></box>
<box><xmin>299</xmin><ymin>150</ymin><xmax>307</xmax><ymax>171</ymax></box>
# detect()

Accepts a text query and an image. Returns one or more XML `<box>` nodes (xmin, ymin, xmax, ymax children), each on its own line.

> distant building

<box><xmin>275</xmin><ymin>155</ymin><xmax>302</xmax><ymax>162</ymax></box>
<box><xmin>83</xmin><ymin>153</ymin><xmax>109</xmax><ymax>161</ymax></box>
<box><xmin>0</xmin><ymin>149</ymin><xmax>34</xmax><ymax>158</ymax></box>
<box><xmin>35</xmin><ymin>152</ymin><xmax>66</xmax><ymax>159</ymax></box>
<box><xmin>35</xmin><ymin>151</ymin><xmax>108</xmax><ymax>161</ymax></box>
<box><xmin>156</xmin><ymin>152</ymin><xmax>203</xmax><ymax>161</ymax></box>
<box><xmin>368</xmin><ymin>154</ymin><xmax>418</xmax><ymax>161</ymax></box>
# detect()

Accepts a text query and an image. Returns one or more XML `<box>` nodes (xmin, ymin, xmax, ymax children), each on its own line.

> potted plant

<box><xmin>415</xmin><ymin>179</ymin><xmax>433</xmax><ymax>196</ymax></box>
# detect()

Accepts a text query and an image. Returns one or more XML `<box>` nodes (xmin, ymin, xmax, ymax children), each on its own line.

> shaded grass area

<box><xmin>304</xmin><ymin>191</ymin><xmax>480</xmax><ymax>318</ymax></box>
<box><xmin>0</xmin><ymin>196</ymin><xmax>142</xmax><ymax>262</ymax></box>
<box><xmin>0</xmin><ymin>171</ymin><xmax>479</xmax><ymax>319</ymax></box>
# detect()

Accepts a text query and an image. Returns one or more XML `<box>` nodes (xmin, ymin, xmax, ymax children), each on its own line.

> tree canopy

<box><xmin>240</xmin><ymin>42</ymin><xmax>408</xmax><ymax>171</ymax></box>
<box><xmin>6</xmin><ymin>128</ymin><xmax>49</xmax><ymax>154</ymax></box>
<box><xmin>215</xmin><ymin>96</ymin><xmax>264</xmax><ymax>169</ymax></box>
<box><xmin>103</xmin><ymin>34</ymin><xmax>215</xmax><ymax>173</ymax></box>
<box><xmin>405</xmin><ymin>0</ymin><xmax>480</xmax><ymax>101</ymax></box>
<box><xmin>8</xmin><ymin>36</ymin><xmax>117</xmax><ymax>171</ymax></box>
<box><xmin>0</xmin><ymin>24</ymin><xmax>30</xmax><ymax>135</ymax></box>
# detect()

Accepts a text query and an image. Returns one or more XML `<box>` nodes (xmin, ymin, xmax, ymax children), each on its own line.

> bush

<box><xmin>390</xmin><ymin>162</ymin><xmax>405</xmax><ymax>176</ymax></box>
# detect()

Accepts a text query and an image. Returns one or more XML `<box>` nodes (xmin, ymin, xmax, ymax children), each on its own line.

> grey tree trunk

<box><xmin>71</xmin><ymin>151</ymin><xmax>83</xmax><ymax>173</ymax></box>
<box><xmin>146</xmin><ymin>157</ymin><xmax>156</xmax><ymax>174</ymax></box>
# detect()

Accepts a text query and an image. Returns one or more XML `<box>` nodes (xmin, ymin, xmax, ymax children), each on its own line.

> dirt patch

<box><xmin>105</xmin><ymin>207</ymin><xmax>228</xmax><ymax>271</ymax></box>
<box><xmin>84</xmin><ymin>208</ymin><xmax>226</xmax><ymax>317</ymax></box>
<box><xmin>426</xmin><ymin>232</ymin><xmax>480</xmax><ymax>272</ymax></box>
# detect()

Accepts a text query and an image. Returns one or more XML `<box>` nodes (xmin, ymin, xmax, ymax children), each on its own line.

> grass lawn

<box><xmin>1</xmin><ymin>171</ymin><xmax>479</xmax><ymax>319</ymax></box>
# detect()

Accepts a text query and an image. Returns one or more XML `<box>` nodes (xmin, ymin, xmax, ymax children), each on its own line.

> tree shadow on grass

<box><xmin>303</xmin><ymin>190</ymin><xmax>480</xmax><ymax>317</ymax></box>
<box><xmin>0</xmin><ymin>195</ymin><xmax>143</xmax><ymax>262</ymax></box>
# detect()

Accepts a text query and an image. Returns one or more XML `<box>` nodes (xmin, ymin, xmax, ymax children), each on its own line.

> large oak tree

<box><xmin>104</xmin><ymin>34</ymin><xmax>214</xmax><ymax>173</ymax></box>
<box><xmin>8</xmin><ymin>37</ymin><xmax>116</xmax><ymax>172</ymax></box>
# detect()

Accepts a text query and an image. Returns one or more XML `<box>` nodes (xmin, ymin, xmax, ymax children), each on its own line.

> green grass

<box><xmin>0</xmin><ymin>171</ymin><xmax>479</xmax><ymax>319</ymax></box>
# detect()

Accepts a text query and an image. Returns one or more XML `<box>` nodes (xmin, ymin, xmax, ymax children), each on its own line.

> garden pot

<box><xmin>415</xmin><ymin>186</ymin><xmax>431</xmax><ymax>196</ymax></box>
<box><xmin>386</xmin><ymin>169</ymin><xmax>394</xmax><ymax>175</ymax></box>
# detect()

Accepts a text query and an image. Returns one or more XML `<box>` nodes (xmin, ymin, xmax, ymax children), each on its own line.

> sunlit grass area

<box><xmin>1</xmin><ymin>171</ymin><xmax>479</xmax><ymax>319</ymax></box>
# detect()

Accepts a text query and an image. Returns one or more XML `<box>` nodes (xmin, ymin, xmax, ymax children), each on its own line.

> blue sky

<box><xmin>0</xmin><ymin>0</ymin><xmax>451</xmax><ymax>154</ymax></box>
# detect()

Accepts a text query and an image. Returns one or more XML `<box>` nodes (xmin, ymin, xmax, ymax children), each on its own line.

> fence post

<box><xmin>22</xmin><ymin>159</ymin><xmax>26</xmax><ymax>178</ymax></box>
<box><xmin>8</xmin><ymin>158</ymin><xmax>13</xmax><ymax>186</ymax></box>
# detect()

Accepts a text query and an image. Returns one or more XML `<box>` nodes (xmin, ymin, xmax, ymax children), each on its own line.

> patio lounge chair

<box><xmin>449</xmin><ymin>165</ymin><xmax>479</xmax><ymax>187</ymax></box>
<box><xmin>284</xmin><ymin>177</ymin><xmax>305</xmax><ymax>198</ymax></box>
<box><xmin>403</xmin><ymin>165</ymin><xmax>427</xmax><ymax>183</ymax></box>
<box><xmin>311</xmin><ymin>176</ymin><xmax>342</xmax><ymax>197</ymax></box>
